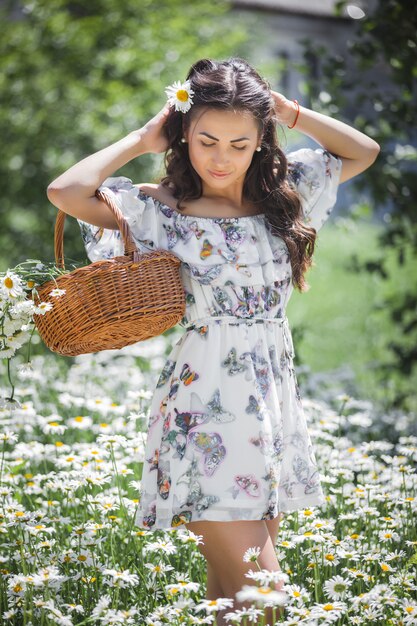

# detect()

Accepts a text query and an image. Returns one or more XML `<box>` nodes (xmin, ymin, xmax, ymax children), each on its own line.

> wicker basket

<box><xmin>31</xmin><ymin>187</ymin><xmax>186</xmax><ymax>356</ymax></box>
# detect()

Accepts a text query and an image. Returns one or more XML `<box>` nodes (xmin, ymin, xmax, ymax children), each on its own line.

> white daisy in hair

<box><xmin>165</xmin><ymin>80</ymin><xmax>195</xmax><ymax>113</ymax></box>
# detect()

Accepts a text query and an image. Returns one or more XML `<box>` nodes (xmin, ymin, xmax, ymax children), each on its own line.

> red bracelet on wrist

<box><xmin>287</xmin><ymin>99</ymin><xmax>300</xmax><ymax>129</ymax></box>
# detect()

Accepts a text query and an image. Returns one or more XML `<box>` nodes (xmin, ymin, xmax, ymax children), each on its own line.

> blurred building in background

<box><xmin>231</xmin><ymin>0</ymin><xmax>380</xmax><ymax>118</ymax></box>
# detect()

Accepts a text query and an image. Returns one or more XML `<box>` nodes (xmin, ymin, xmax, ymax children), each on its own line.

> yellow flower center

<box><xmin>176</xmin><ymin>89</ymin><xmax>189</xmax><ymax>102</ymax></box>
<box><xmin>4</xmin><ymin>277</ymin><xmax>13</xmax><ymax>289</ymax></box>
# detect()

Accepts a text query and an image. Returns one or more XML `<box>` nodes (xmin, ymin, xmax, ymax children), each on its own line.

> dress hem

<box><xmin>134</xmin><ymin>493</ymin><xmax>326</xmax><ymax>531</ymax></box>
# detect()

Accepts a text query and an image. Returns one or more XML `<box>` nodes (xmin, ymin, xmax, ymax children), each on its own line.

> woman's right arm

<box><xmin>46</xmin><ymin>103</ymin><xmax>171</xmax><ymax>229</ymax></box>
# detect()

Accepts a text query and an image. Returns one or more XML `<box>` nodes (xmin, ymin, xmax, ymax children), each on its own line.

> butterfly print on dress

<box><xmin>292</xmin><ymin>454</ymin><xmax>320</xmax><ymax>495</ymax></box>
<box><xmin>204</xmin><ymin>388</ymin><xmax>236</xmax><ymax>424</ymax></box>
<box><xmin>179</xmin><ymin>363</ymin><xmax>200</xmax><ymax>386</ymax></box>
<box><xmin>188</xmin><ymin>221</ymin><xmax>206</xmax><ymax>240</ymax></box>
<box><xmin>187</xmin><ymin>263</ymin><xmax>223</xmax><ymax>285</ymax></box>
<box><xmin>245</xmin><ymin>394</ymin><xmax>269</xmax><ymax>422</ymax></box>
<box><xmin>231</xmin><ymin>286</ymin><xmax>259</xmax><ymax>317</ymax></box>
<box><xmin>156</xmin><ymin>359</ymin><xmax>176</xmax><ymax>388</ymax></box>
<box><xmin>200</xmin><ymin>239</ymin><xmax>213</xmax><ymax>259</ymax></box>
<box><xmin>146</xmin><ymin>448</ymin><xmax>159</xmax><ymax>472</ymax></box>
<box><xmin>230</xmin><ymin>474</ymin><xmax>261</xmax><ymax>499</ymax></box>
<box><xmin>240</xmin><ymin>340</ymin><xmax>273</xmax><ymax>400</ymax></box>
<box><xmin>174</xmin><ymin>456</ymin><xmax>219</xmax><ymax>512</ymax></box>
<box><xmin>188</xmin><ymin>431</ymin><xmax>227</xmax><ymax>477</ymax></box>
<box><xmin>219</xmin><ymin>222</ymin><xmax>247</xmax><ymax>252</ymax></box>
<box><xmin>222</xmin><ymin>347</ymin><xmax>248</xmax><ymax>376</ymax></box>
<box><xmin>173</xmin><ymin>407</ymin><xmax>209</xmax><ymax>437</ymax></box>
<box><xmin>262</xmin><ymin>286</ymin><xmax>281</xmax><ymax>311</ymax></box>
<box><xmin>212</xmin><ymin>286</ymin><xmax>234</xmax><ymax>313</ymax></box>
<box><xmin>157</xmin><ymin>458</ymin><xmax>171</xmax><ymax>500</ymax></box>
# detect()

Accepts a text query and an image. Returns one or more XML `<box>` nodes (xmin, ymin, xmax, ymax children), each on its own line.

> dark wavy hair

<box><xmin>160</xmin><ymin>56</ymin><xmax>317</xmax><ymax>292</ymax></box>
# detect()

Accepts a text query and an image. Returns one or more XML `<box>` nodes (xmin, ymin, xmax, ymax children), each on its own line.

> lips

<box><xmin>209</xmin><ymin>170</ymin><xmax>231</xmax><ymax>178</ymax></box>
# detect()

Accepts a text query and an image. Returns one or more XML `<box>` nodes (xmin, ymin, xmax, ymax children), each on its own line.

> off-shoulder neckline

<box><xmin>137</xmin><ymin>188</ymin><xmax>266</xmax><ymax>223</ymax></box>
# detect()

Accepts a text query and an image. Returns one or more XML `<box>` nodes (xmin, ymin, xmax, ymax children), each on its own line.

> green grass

<box><xmin>287</xmin><ymin>218</ymin><xmax>415</xmax><ymax>409</ymax></box>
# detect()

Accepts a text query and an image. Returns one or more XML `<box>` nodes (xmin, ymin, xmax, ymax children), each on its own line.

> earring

<box><xmin>181</xmin><ymin>138</ymin><xmax>187</xmax><ymax>143</ymax></box>
<box><xmin>256</xmin><ymin>146</ymin><xmax>261</xmax><ymax>152</ymax></box>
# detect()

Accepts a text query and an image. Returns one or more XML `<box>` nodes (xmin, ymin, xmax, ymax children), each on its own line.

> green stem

<box><xmin>26</xmin><ymin>323</ymin><xmax>37</xmax><ymax>363</ymax></box>
<box><xmin>0</xmin><ymin>441</ymin><xmax>5</xmax><ymax>485</ymax></box>
<box><xmin>109</xmin><ymin>444</ymin><xmax>126</xmax><ymax>516</ymax></box>
<box><xmin>6</xmin><ymin>357</ymin><xmax>15</xmax><ymax>402</ymax></box>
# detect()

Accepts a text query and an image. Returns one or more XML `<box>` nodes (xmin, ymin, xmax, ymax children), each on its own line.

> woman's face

<box><xmin>184</xmin><ymin>108</ymin><xmax>261</xmax><ymax>194</ymax></box>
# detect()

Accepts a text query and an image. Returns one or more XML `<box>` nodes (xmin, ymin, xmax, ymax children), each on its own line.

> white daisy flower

<box><xmin>1</xmin><ymin>271</ymin><xmax>24</xmax><ymax>299</ymax></box>
<box><xmin>243</xmin><ymin>546</ymin><xmax>261</xmax><ymax>562</ymax></box>
<box><xmin>49</xmin><ymin>288</ymin><xmax>66</xmax><ymax>297</ymax></box>
<box><xmin>323</xmin><ymin>574</ymin><xmax>352</xmax><ymax>600</ymax></box>
<box><xmin>194</xmin><ymin>597</ymin><xmax>234</xmax><ymax>613</ymax></box>
<box><xmin>235</xmin><ymin>584</ymin><xmax>288</xmax><ymax>606</ymax></box>
<box><xmin>164</xmin><ymin>80</ymin><xmax>195</xmax><ymax>113</ymax></box>
<box><xmin>310</xmin><ymin>600</ymin><xmax>348</xmax><ymax>622</ymax></box>
<box><xmin>33</xmin><ymin>301</ymin><xmax>54</xmax><ymax>315</ymax></box>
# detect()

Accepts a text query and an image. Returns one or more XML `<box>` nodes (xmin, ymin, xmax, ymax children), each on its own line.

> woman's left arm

<box><xmin>271</xmin><ymin>91</ymin><xmax>380</xmax><ymax>184</ymax></box>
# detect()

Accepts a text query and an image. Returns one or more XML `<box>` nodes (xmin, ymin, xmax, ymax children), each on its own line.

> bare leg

<box><xmin>265</xmin><ymin>511</ymin><xmax>285</xmax><ymax>548</ymax></box>
<box><xmin>185</xmin><ymin>517</ymin><xmax>287</xmax><ymax>626</ymax></box>
<box><xmin>206</xmin><ymin>559</ymin><xmax>224</xmax><ymax>599</ymax></box>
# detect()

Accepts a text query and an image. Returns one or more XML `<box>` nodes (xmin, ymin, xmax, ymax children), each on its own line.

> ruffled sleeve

<box><xmin>77</xmin><ymin>176</ymin><xmax>160</xmax><ymax>263</ymax></box>
<box><xmin>286</xmin><ymin>147</ymin><xmax>342</xmax><ymax>232</ymax></box>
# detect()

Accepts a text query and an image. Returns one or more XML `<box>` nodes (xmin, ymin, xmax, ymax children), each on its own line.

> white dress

<box><xmin>77</xmin><ymin>147</ymin><xmax>342</xmax><ymax>531</ymax></box>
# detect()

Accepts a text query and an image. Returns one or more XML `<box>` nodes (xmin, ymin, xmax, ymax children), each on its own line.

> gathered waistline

<box><xmin>183</xmin><ymin>315</ymin><xmax>289</xmax><ymax>330</ymax></box>
<box><xmin>181</xmin><ymin>315</ymin><xmax>294</xmax><ymax>357</ymax></box>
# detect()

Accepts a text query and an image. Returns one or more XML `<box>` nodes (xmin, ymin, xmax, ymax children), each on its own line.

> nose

<box><xmin>211</xmin><ymin>147</ymin><xmax>231</xmax><ymax>168</ymax></box>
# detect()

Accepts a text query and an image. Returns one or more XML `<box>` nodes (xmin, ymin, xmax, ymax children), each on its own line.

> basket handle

<box><xmin>54</xmin><ymin>187</ymin><xmax>140</xmax><ymax>270</ymax></box>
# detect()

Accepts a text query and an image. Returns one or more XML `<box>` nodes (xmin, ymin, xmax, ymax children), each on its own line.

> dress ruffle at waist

<box><xmin>182</xmin><ymin>315</ymin><xmax>295</xmax><ymax>358</ymax></box>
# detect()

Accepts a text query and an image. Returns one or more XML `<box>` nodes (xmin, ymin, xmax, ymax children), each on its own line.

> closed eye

<box><xmin>200</xmin><ymin>142</ymin><xmax>247</xmax><ymax>151</ymax></box>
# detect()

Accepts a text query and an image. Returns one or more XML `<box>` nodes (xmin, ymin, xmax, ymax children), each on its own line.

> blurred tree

<box><xmin>0</xmin><ymin>0</ymin><xmax>249</xmax><ymax>268</ymax></box>
<box><xmin>296</xmin><ymin>0</ymin><xmax>417</xmax><ymax>412</ymax></box>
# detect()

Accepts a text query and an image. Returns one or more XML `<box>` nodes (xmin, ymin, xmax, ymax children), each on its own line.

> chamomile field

<box><xmin>0</xmin><ymin>328</ymin><xmax>416</xmax><ymax>625</ymax></box>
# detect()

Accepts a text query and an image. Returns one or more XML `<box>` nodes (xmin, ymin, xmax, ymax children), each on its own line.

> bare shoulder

<box><xmin>134</xmin><ymin>182</ymin><xmax>175</xmax><ymax>207</ymax></box>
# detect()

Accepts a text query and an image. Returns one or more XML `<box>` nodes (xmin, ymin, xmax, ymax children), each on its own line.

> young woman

<box><xmin>47</xmin><ymin>57</ymin><xmax>380</xmax><ymax>625</ymax></box>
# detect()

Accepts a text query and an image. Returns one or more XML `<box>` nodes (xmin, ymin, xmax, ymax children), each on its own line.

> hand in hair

<box><xmin>138</xmin><ymin>102</ymin><xmax>171</xmax><ymax>154</ymax></box>
<box><xmin>271</xmin><ymin>91</ymin><xmax>298</xmax><ymax>127</ymax></box>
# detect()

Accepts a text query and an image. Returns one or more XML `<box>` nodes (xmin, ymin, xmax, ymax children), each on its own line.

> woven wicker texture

<box><xmin>31</xmin><ymin>187</ymin><xmax>185</xmax><ymax>356</ymax></box>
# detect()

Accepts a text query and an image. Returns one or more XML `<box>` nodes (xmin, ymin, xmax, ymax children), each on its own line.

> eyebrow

<box><xmin>198</xmin><ymin>132</ymin><xmax>250</xmax><ymax>143</ymax></box>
